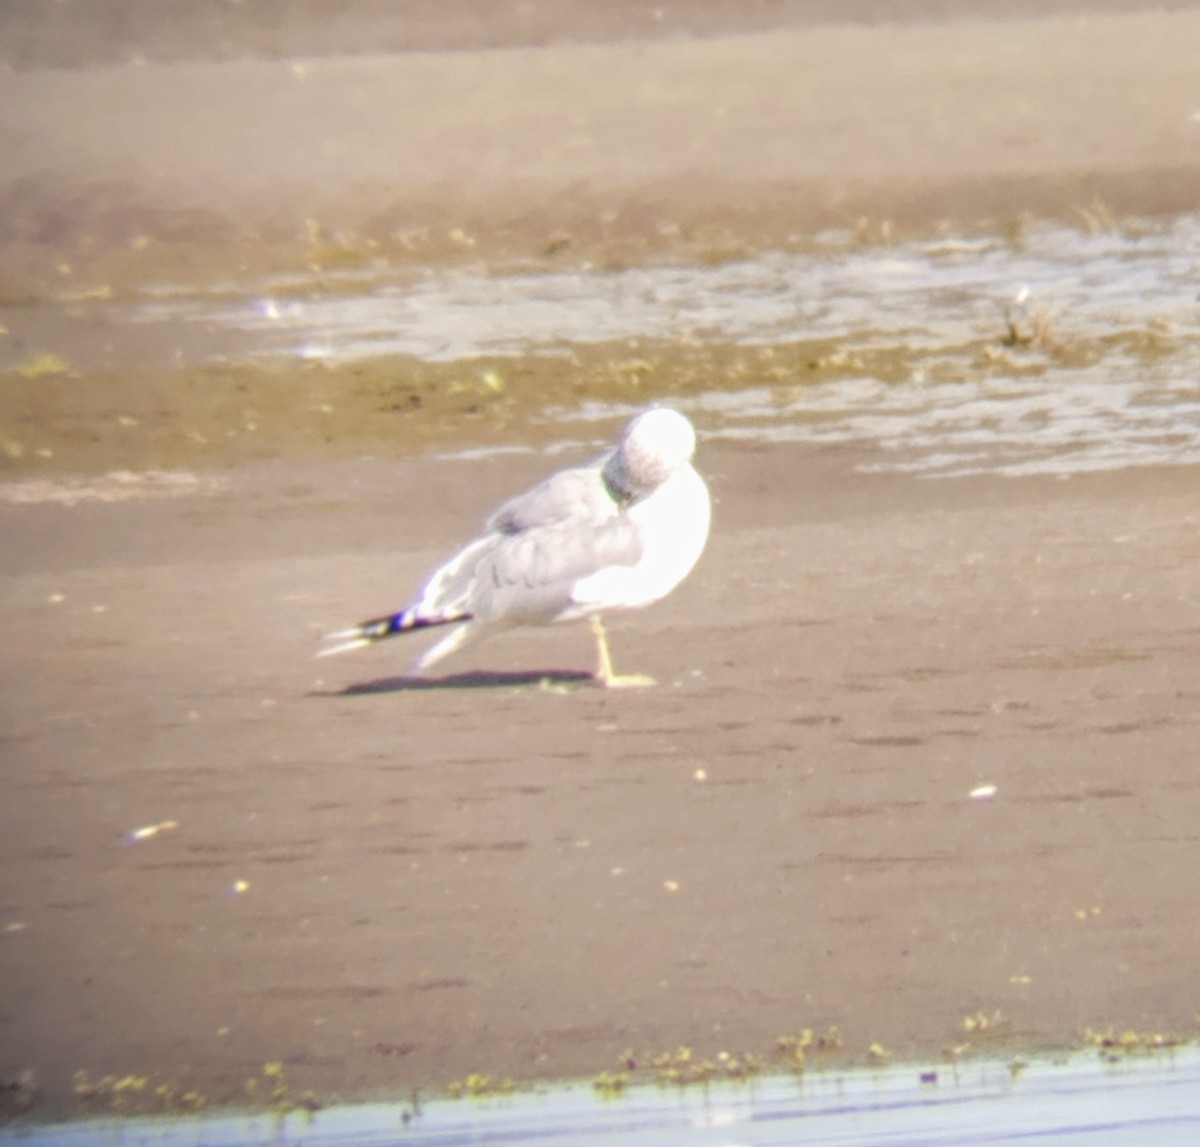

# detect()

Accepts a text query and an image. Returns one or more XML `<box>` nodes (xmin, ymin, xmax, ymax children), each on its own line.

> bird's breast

<box><xmin>571</xmin><ymin>465</ymin><xmax>710</xmax><ymax>613</ymax></box>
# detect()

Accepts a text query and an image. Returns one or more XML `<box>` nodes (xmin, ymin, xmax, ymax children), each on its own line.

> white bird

<box><xmin>317</xmin><ymin>407</ymin><xmax>711</xmax><ymax>687</ymax></box>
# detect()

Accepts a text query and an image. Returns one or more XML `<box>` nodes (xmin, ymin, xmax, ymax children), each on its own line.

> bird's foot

<box><xmin>589</xmin><ymin>616</ymin><xmax>656</xmax><ymax>689</ymax></box>
<box><xmin>592</xmin><ymin>669</ymin><xmax>657</xmax><ymax>690</ymax></box>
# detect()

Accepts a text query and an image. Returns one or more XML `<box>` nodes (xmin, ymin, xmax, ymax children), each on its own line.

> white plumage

<box><xmin>317</xmin><ymin>407</ymin><xmax>710</xmax><ymax>686</ymax></box>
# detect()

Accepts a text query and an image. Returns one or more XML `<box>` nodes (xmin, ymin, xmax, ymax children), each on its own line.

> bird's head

<box><xmin>604</xmin><ymin>408</ymin><xmax>697</xmax><ymax>502</ymax></box>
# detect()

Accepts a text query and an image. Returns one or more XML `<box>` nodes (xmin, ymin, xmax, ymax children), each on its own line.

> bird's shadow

<box><xmin>314</xmin><ymin>668</ymin><xmax>596</xmax><ymax>696</ymax></box>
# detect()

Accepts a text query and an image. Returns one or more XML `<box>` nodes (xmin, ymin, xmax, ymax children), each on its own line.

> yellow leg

<box><xmin>590</xmin><ymin>616</ymin><xmax>656</xmax><ymax>689</ymax></box>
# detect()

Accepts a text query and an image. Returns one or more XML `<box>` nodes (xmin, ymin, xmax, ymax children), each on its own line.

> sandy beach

<box><xmin>2</xmin><ymin>0</ymin><xmax>1200</xmax><ymax>1122</ymax></box>
<box><xmin>3</xmin><ymin>446</ymin><xmax>1199</xmax><ymax>1118</ymax></box>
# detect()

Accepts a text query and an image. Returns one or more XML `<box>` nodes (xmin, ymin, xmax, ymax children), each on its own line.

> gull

<box><xmin>317</xmin><ymin>407</ymin><xmax>710</xmax><ymax>687</ymax></box>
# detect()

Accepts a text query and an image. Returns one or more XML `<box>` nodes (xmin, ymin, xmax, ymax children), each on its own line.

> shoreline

<box><xmin>20</xmin><ymin>1036</ymin><xmax>1199</xmax><ymax>1127</ymax></box>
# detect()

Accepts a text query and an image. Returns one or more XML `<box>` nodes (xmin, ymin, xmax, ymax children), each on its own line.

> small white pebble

<box><xmin>126</xmin><ymin>819</ymin><xmax>178</xmax><ymax>844</ymax></box>
<box><xmin>969</xmin><ymin>784</ymin><xmax>997</xmax><ymax>801</ymax></box>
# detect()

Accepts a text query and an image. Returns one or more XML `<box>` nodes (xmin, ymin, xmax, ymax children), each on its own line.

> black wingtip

<box><xmin>372</xmin><ymin>610</ymin><xmax>473</xmax><ymax>639</ymax></box>
<box><xmin>317</xmin><ymin>609</ymin><xmax>474</xmax><ymax>658</ymax></box>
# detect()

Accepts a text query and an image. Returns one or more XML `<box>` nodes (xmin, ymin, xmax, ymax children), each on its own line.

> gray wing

<box><xmin>486</xmin><ymin>460</ymin><xmax>615</xmax><ymax>535</ymax></box>
<box><xmin>411</xmin><ymin>460</ymin><xmax>644</xmax><ymax>624</ymax></box>
<box><xmin>491</xmin><ymin>511</ymin><xmax>643</xmax><ymax>584</ymax></box>
<box><xmin>471</xmin><ymin>513</ymin><xmax>646</xmax><ymax>623</ymax></box>
<box><xmin>477</xmin><ymin>515</ymin><xmax>648</xmax><ymax>623</ymax></box>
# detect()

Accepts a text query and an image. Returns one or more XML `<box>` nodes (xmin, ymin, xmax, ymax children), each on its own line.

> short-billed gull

<box><xmin>317</xmin><ymin>407</ymin><xmax>710</xmax><ymax>687</ymax></box>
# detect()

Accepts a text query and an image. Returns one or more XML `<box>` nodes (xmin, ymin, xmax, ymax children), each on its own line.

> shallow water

<box><xmin>138</xmin><ymin>217</ymin><xmax>1200</xmax><ymax>476</ymax></box>
<box><xmin>137</xmin><ymin>218</ymin><xmax>1199</xmax><ymax>361</ymax></box>
<box><xmin>8</xmin><ymin>1051</ymin><xmax>1200</xmax><ymax>1146</ymax></box>
<box><xmin>15</xmin><ymin>216</ymin><xmax>1200</xmax><ymax>479</ymax></box>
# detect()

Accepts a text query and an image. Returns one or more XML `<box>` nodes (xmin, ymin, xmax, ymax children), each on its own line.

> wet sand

<box><xmin>2</xmin><ymin>0</ymin><xmax>1200</xmax><ymax>1122</ymax></box>
<box><xmin>2</xmin><ymin>448</ymin><xmax>1200</xmax><ymax>1118</ymax></box>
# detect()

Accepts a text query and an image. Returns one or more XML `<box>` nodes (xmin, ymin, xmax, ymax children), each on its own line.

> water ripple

<box><xmin>128</xmin><ymin>215</ymin><xmax>1200</xmax><ymax>478</ymax></box>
